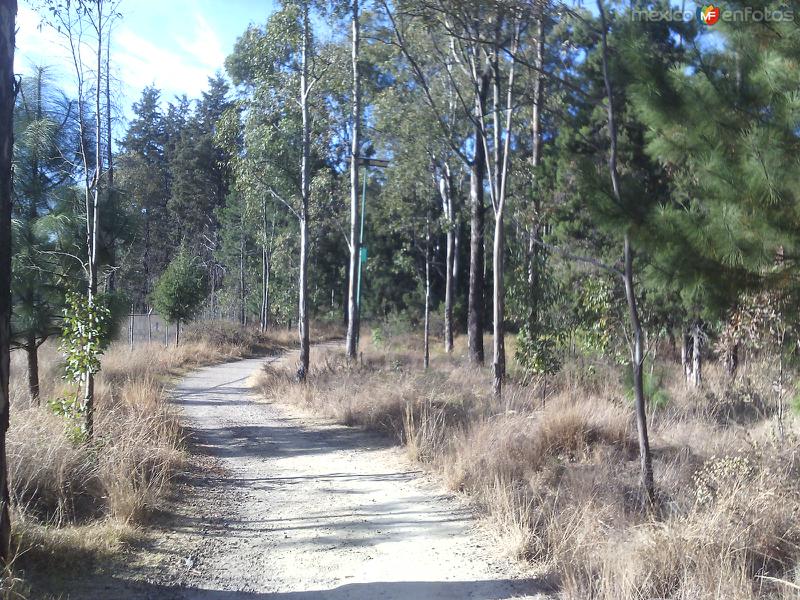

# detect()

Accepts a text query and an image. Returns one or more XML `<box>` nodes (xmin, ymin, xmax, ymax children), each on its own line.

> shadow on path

<box><xmin>97</xmin><ymin>578</ymin><xmax>551</xmax><ymax>600</ymax></box>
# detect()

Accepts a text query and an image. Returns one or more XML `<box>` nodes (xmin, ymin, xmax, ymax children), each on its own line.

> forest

<box><xmin>0</xmin><ymin>0</ymin><xmax>800</xmax><ymax>598</ymax></box>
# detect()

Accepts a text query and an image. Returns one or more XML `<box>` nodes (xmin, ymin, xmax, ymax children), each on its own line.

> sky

<box><xmin>15</xmin><ymin>0</ymin><xmax>277</xmax><ymax>128</ymax></box>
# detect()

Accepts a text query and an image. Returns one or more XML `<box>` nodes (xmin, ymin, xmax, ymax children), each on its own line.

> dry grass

<box><xmin>7</xmin><ymin>320</ymin><xmax>340</xmax><ymax>597</ymax></box>
<box><xmin>256</xmin><ymin>332</ymin><xmax>800</xmax><ymax>599</ymax></box>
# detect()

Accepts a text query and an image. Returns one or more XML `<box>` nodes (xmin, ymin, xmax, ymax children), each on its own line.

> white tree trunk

<box><xmin>297</xmin><ymin>2</ymin><xmax>311</xmax><ymax>381</ymax></box>
<box><xmin>437</xmin><ymin>164</ymin><xmax>454</xmax><ymax>353</ymax></box>
<box><xmin>345</xmin><ymin>0</ymin><xmax>361</xmax><ymax>359</ymax></box>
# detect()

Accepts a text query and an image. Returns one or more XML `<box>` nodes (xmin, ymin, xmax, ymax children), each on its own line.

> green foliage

<box><xmin>573</xmin><ymin>277</ymin><xmax>622</xmax><ymax>360</ymax></box>
<box><xmin>47</xmin><ymin>395</ymin><xmax>88</xmax><ymax>444</ymax></box>
<box><xmin>623</xmin><ymin>362</ymin><xmax>670</xmax><ymax>410</ymax></box>
<box><xmin>56</xmin><ymin>292</ymin><xmax>113</xmax><ymax>440</ymax></box>
<box><xmin>151</xmin><ymin>250</ymin><xmax>208</xmax><ymax>325</ymax></box>
<box><xmin>515</xmin><ymin>325</ymin><xmax>561</xmax><ymax>377</ymax></box>
<box><xmin>59</xmin><ymin>292</ymin><xmax>113</xmax><ymax>385</ymax></box>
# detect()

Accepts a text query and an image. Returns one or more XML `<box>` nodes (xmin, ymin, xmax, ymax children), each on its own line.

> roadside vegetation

<box><xmin>6</xmin><ymin>321</ymin><xmax>334</xmax><ymax>599</ymax></box>
<box><xmin>257</xmin><ymin>326</ymin><xmax>800</xmax><ymax>599</ymax></box>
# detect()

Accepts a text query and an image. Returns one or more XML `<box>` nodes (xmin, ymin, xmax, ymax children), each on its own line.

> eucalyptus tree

<box><xmin>381</xmin><ymin>0</ymin><xmax>489</xmax><ymax>364</ymax></box>
<box><xmin>226</xmin><ymin>0</ymin><xmax>331</xmax><ymax>380</ymax></box>
<box><xmin>384</xmin><ymin>0</ymin><xmax>530</xmax><ymax>395</ymax></box>
<box><xmin>42</xmin><ymin>0</ymin><xmax>120</xmax><ymax>437</ymax></box>
<box><xmin>345</xmin><ymin>0</ymin><xmax>362</xmax><ymax>358</ymax></box>
<box><xmin>0</xmin><ymin>0</ymin><xmax>15</xmax><ymax>568</ymax></box>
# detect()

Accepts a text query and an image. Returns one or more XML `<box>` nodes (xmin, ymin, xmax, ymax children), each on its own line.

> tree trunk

<box><xmin>345</xmin><ymin>0</ymin><xmax>361</xmax><ymax>360</ymax></box>
<box><xmin>527</xmin><ymin>9</ymin><xmax>544</xmax><ymax>326</ymax></box>
<box><xmin>725</xmin><ymin>342</ymin><xmax>739</xmax><ymax>380</ymax></box>
<box><xmin>681</xmin><ymin>330</ymin><xmax>692</xmax><ymax>384</ymax></box>
<box><xmin>438</xmin><ymin>164</ymin><xmax>454</xmax><ymax>354</ymax></box>
<box><xmin>83</xmin><ymin>0</ymin><xmax>104</xmax><ymax>440</ymax></box>
<box><xmin>623</xmin><ymin>234</ymin><xmax>655</xmax><ymax>506</ymax></box>
<box><xmin>691</xmin><ymin>320</ymin><xmax>702</xmax><ymax>388</ymax></box>
<box><xmin>423</xmin><ymin>211</ymin><xmax>431</xmax><ymax>370</ymax></box>
<box><xmin>105</xmin><ymin>28</ymin><xmax>116</xmax><ymax>292</ymax></box>
<box><xmin>467</xmin><ymin>75</ymin><xmax>489</xmax><ymax>365</ymax></box>
<box><xmin>25</xmin><ymin>340</ymin><xmax>40</xmax><ymax>406</ymax></box>
<box><xmin>296</xmin><ymin>2</ymin><xmax>311</xmax><ymax>382</ymax></box>
<box><xmin>598</xmin><ymin>0</ymin><xmax>654</xmax><ymax>506</ymax></box>
<box><xmin>0</xmin><ymin>0</ymin><xmax>14</xmax><ymax>566</ymax></box>
<box><xmin>239</xmin><ymin>217</ymin><xmax>246</xmax><ymax>326</ymax></box>
<box><xmin>492</xmin><ymin>209</ymin><xmax>505</xmax><ymax>396</ymax></box>
<box><xmin>175</xmin><ymin>320</ymin><xmax>180</xmax><ymax>347</ymax></box>
<box><xmin>261</xmin><ymin>246</ymin><xmax>270</xmax><ymax>332</ymax></box>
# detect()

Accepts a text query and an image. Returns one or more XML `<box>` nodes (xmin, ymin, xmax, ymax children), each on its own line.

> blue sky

<box><xmin>16</xmin><ymin>0</ymin><xmax>277</xmax><ymax>125</ymax></box>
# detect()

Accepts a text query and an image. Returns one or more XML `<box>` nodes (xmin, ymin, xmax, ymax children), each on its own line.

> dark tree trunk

<box><xmin>725</xmin><ymin>342</ymin><xmax>739</xmax><ymax>380</ymax></box>
<box><xmin>467</xmin><ymin>74</ymin><xmax>489</xmax><ymax>365</ymax></box>
<box><xmin>0</xmin><ymin>0</ymin><xmax>16</xmax><ymax>568</ymax></box>
<box><xmin>175</xmin><ymin>320</ymin><xmax>180</xmax><ymax>347</ymax></box>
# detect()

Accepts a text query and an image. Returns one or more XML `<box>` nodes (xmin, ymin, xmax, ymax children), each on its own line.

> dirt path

<box><xmin>96</xmin><ymin>349</ymin><xmax>549</xmax><ymax>599</ymax></box>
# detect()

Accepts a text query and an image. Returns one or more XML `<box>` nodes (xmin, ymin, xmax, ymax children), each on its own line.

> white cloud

<box><xmin>15</xmin><ymin>3</ymin><xmax>230</xmax><ymax>122</ymax></box>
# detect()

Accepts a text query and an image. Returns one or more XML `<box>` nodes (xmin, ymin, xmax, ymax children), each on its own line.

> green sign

<box><xmin>360</xmin><ymin>247</ymin><xmax>368</xmax><ymax>263</ymax></box>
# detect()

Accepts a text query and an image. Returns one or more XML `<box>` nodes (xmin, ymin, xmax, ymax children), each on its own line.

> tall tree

<box><xmin>11</xmin><ymin>68</ymin><xmax>75</xmax><ymax>402</ymax></box>
<box><xmin>0</xmin><ymin>0</ymin><xmax>16</xmax><ymax>569</ymax></box>
<box><xmin>46</xmin><ymin>0</ymin><xmax>119</xmax><ymax>437</ymax></box>
<box><xmin>345</xmin><ymin>0</ymin><xmax>362</xmax><ymax>359</ymax></box>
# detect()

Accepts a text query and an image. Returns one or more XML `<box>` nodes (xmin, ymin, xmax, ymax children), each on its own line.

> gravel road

<box><xmin>85</xmin><ymin>349</ymin><xmax>549</xmax><ymax>599</ymax></box>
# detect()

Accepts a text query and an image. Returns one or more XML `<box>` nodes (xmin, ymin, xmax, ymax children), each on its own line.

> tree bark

<box><xmin>691</xmin><ymin>320</ymin><xmax>702</xmax><ymax>388</ymax></box>
<box><xmin>492</xmin><ymin>210</ymin><xmax>505</xmax><ymax>396</ymax></box>
<box><xmin>239</xmin><ymin>213</ymin><xmax>246</xmax><ymax>326</ymax></box>
<box><xmin>175</xmin><ymin>320</ymin><xmax>180</xmax><ymax>347</ymax></box>
<box><xmin>345</xmin><ymin>0</ymin><xmax>361</xmax><ymax>360</ymax></box>
<box><xmin>437</xmin><ymin>163</ymin><xmax>454</xmax><ymax>353</ymax></box>
<box><xmin>105</xmin><ymin>28</ymin><xmax>116</xmax><ymax>292</ymax></box>
<box><xmin>0</xmin><ymin>0</ymin><xmax>16</xmax><ymax>568</ymax></box>
<box><xmin>623</xmin><ymin>234</ymin><xmax>655</xmax><ymax>506</ymax></box>
<box><xmin>527</xmin><ymin>9</ymin><xmax>544</xmax><ymax>325</ymax></box>
<box><xmin>296</xmin><ymin>2</ymin><xmax>311</xmax><ymax>382</ymax></box>
<box><xmin>26</xmin><ymin>340</ymin><xmax>39</xmax><ymax>404</ymax></box>
<box><xmin>598</xmin><ymin>0</ymin><xmax>654</xmax><ymax>506</ymax></box>
<box><xmin>681</xmin><ymin>329</ymin><xmax>691</xmax><ymax>384</ymax></box>
<box><xmin>423</xmin><ymin>211</ymin><xmax>431</xmax><ymax>370</ymax></box>
<box><xmin>725</xmin><ymin>342</ymin><xmax>738</xmax><ymax>380</ymax></box>
<box><xmin>467</xmin><ymin>74</ymin><xmax>489</xmax><ymax>365</ymax></box>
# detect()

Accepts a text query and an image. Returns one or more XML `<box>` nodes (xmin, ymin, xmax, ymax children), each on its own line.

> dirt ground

<box><xmin>53</xmin><ymin>348</ymin><xmax>550</xmax><ymax>599</ymax></box>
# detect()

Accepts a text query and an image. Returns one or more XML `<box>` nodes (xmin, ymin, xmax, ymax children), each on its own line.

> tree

<box><xmin>225</xmin><ymin>1</ymin><xmax>330</xmax><ymax>381</ymax></box>
<box><xmin>45</xmin><ymin>0</ymin><xmax>120</xmax><ymax>437</ymax></box>
<box><xmin>151</xmin><ymin>249</ymin><xmax>207</xmax><ymax>345</ymax></box>
<box><xmin>0</xmin><ymin>0</ymin><xmax>15</xmax><ymax>569</ymax></box>
<box><xmin>11</xmin><ymin>68</ymin><xmax>75</xmax><ymax>402</ymax></box>
<box><xmin>345</xmin><ymin>0</ymin><xmax>362</xmax><ymax>359</ymax></box>
<box><xmin>633</xmin><ymin>0</ymin><xmax>800</xmax><ymax>387</ymax></box>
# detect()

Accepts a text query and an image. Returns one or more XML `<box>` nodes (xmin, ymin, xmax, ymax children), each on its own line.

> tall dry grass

<box><xmin>255</xmin><ymin>333</ymin><xmax>800</xmax><ymax>599</ymax></box>
<box><xmin>7</xmin><ymin>320</ymin><xmax>338</xmax><ymax>597</ymax></box>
